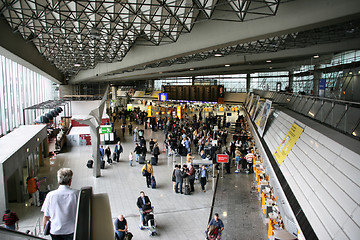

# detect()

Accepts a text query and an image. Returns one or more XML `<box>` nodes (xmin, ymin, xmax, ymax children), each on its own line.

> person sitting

<box><xmin>207</xmin><ymin>213</ymin><xmax>224</xmax><ymax>239</ymax></box>
<box><xmin>114</xmin><ymin>215</ymin><xmax>128</xmax><ymax>240</ymax></box>
<box><xmin>200</xmin><ymin>150</ymin><xmax>206</xmax><ymax>159</ymax></box>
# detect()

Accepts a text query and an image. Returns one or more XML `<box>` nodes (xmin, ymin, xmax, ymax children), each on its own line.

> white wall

<box><xmin>263</xmin><ymin>110</ymin><xmax>360</xmax><ymax>240</ymax></box>
<box><xmin>71</xmin><ymin>101</ymin><xmax>109</xmax><ymax>118</ymax></box>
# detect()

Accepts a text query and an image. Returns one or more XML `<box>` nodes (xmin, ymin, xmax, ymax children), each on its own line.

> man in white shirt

<box><xmin>41</xmin><ymin>168</ymin><xmax>79</xmax><ymax>240</ymax></box>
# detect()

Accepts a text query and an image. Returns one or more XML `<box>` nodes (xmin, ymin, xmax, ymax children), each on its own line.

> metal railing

<box><xmin>0</xmin><ymin>226</ymin><xmax>46</xmax><ymax>240</ymax></box>
<box><xmin>253</xmin><ymin>90</ymin><xmax>360</xmax><ymax>140</ymax></box>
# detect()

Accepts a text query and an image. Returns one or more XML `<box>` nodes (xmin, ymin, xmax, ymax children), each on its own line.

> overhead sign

<box><xmin>100</xmin><ymin>126</ymin><xmax>112</xmax><ymax>133</ymax></box>
<box><xmin>127</xmin><ymin>104</ymin><xmax>133</xmax><ymax>111</ymax></box>
<box><xmin>217</xmin><ymin>154</ymin><xmax>229</xmax><ymax>163</ymax></box>
<box><xmin>274</xmin><ymin>123</ymin><xmax>304</xmax><ymax>165</ymax></box>
<box><xmin>158</xmin><ymin>93</ymin><xmax>168</xmax><ymax>101</ymax></box>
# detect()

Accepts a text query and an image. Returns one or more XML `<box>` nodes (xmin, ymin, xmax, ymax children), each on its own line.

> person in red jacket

<box><xmin>2</xmin><ymin>209</ymin><xmax>19</xmax><ymax>230</ymax></box>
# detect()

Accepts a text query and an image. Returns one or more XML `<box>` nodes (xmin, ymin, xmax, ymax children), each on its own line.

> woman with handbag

<box><xmin>141</xmin><ymin>161</ymin><xmax>153</xmax><ymax>188</ymax></box>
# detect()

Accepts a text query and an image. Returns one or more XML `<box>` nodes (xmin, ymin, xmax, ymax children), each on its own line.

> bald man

<box><xmin>114</xmin><ymin>215</ymin><xmax>128</xmax><ymax>240</ymax></box>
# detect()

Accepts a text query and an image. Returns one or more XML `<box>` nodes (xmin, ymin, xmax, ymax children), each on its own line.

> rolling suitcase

<box><xmin>184</xmin><ymin>185</ymin><xmax>191</xmax><ymax>195</ymax></box>
<box><xmin>151</xmin><ymin>176</ymin><xmax>156</xmax><ymax>189</ymax></box>
<box><xmin>100</xmin><ymin>160</ymin><xmax>105</xmax><ymax>169</ymax></box>
<box><xmin>87</xmin><ymin>160</ymin><xmax>93</xmax><ymax>168</ymax></box>
<box><xmin>139</xmin><ymin>156</ymin><xmax>146</xmax><ymax>164</ymax></box>
<box><xmin>151</xmin><ymin>156</ymin><xmax>157</xmax><ymax>166</ymax></box>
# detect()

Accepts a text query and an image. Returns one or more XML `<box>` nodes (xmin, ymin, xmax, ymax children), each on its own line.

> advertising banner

<box><xmin>217</xmin><ymin>154</ymin><xmax>229</xmax><ymax>163</ymax></box>
<box><xmin>255</xmin><ymin>99</ymin><xmax>272</xmax><ymax>137</ymax></box>
<box><xmin>274</xmin><ymin>122</ymin><xmax>304</xmax><ymax>165</ymax></box>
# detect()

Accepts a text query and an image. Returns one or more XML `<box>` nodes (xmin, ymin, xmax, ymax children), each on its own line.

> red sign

<box><xmin>217</xmin><ymin>154</ymin><xmax>229</xmax><ymax>163</ymax></box>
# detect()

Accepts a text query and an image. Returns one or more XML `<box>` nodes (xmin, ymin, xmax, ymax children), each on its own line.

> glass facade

<box><xmin>250</xmin><ymin>72</ymin><xmax>289</xmax><ymax>91</ymax></box>
<box><xmin>0</xmin><ymin>54</ymin><xmax>57</xmax><ymax>137</ymax></box>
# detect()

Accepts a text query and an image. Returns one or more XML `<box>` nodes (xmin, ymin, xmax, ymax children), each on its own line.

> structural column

<box><xmin>313</xmin><ymin>65</ymin><xmax>321</xmax><ymax>96</ymax></box>
<box><xmin>246</xmin><ymin>73</ymin><xmax>251</xmax><ymax>93</ymax></box>
<box><xmin>90</xmin><ymin>126</ymin><xmax>101</xmax><ymax>177</ymax></box>
<box><xmin>288</xmin><ymin>71</ymin><xmax>294</xmax><ymax>91</ymax></box>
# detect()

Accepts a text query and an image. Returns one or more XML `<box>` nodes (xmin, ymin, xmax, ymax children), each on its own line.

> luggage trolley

<box><xmin>139</xmin><ymin>206</ymin><xmax>157</xmax><ymax>236</ymax></box>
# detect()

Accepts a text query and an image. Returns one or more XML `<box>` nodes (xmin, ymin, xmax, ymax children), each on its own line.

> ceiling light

<box><xmin>225</xmin><ymin>64</ymin><xmax>230</xmax><ymax>67</ymax></box>
<box><xmin>352</xmin><ymin>131</ymin><xmax>357</xmax><ymax>136</ymax></box>
<box><xmin>349</xmin><ymin>71</ymin><xmax>353</xmax><ymax>74</ymax></box>
<box><xmin>190</xmin><ymin>68</ymin><xmax>194</xmax><ymax>71</ymax></box>
<box><xmin>313</xmin><ymin>55</ymin><xmax>319</xmax><ymax>58</ymax></box>
<box><xmin>214</xmin><ymin>53</ymin><xmax>223</xmax><ymax>57</ymax></box>
<box><xmin>74</xmin><ymin>63</ymin><xmax>81</xmax><ymax>67</ymax></box>
<box><xmin>266</xmin><ymin>60</ymin><xmax>272</xmax><ymax>63</ymax></box>
<box><xmin>269</xmin><ymin>67</ymin><xmax>273</xmax><ymax>69</ymax></box>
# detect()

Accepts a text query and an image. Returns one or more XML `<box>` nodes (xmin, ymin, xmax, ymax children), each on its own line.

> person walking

<box><xmin>136</xmin><ymin>191</ymin><xmax>151</xmax><ymax>226</ymax></box>
<box><xmin>2</xmin><ymin>209</ymin><xmax>19</xmax><ymax>230</ymax></box>
<box><xmin>114</xmin><ymin>214</ymin><xmax>128</xmax><ymax>240</ymax></box>
<box><xmin>141</xmin><ymin>161</ymin><xmax>153</xmax><ymax>188</ymax></box>
<box><xmin>128</xmin><ymin>123</ymin><xmax>133</xmax><ymax>135</ymax></box>
<box><xmin>134</xmin><ymin>127</ymin><xmax>138</xmax><ymax>142</ymax></box>
<box><xmin>134</xmin><ymin>143</ymin><xmax>142</xmax><ymax>162</ymax></box>
<box><xmin>129</xmin><ymin>152</ymin><xmax>134</xmax><ymax>167</ymax></box>
<box><xmin>153</xmin><ymin>143</ymin><xmax>160</xmax><ymax>164</ymax></box>
<box><xmin>149</xmin><ymin>139</ymin><xmax>155</xmax><ymax>153</ymax></box>
<box><xmin>41</xmin><ymin>168</ymin><xmax>79</xmax><ymax>240</ymax></box>
<box><xmin>105</xmin><ymin>146</ymin><xmax>112</xmax><ymax>164</ymax></box>
<box><xmin>200</xmin><ymin>165</ymin><xmax>208</xmax><ymax>192</ymax></box>
<box><xmin>207</xmin><ymin>213</ymin><xmax>224</xmax><ymax>239</ymax></box>
<box><xmin>121</xmin><ymin>123</ymin><xmax>126</xmax><ymax>137</ymax></box>
<box><xmin>27</xmin><ymin>176</ymin><xmax>40</xmax><ymax>207</ymax></box>
<box><xmin>114</xmin><ymin>142</ymin><xmax>123</xmax><ymax>162</ymax></box>
<box><xmin>100</xmin><ymin>145</ymin><xmax>105</xmax><ymax>161</ymax></box>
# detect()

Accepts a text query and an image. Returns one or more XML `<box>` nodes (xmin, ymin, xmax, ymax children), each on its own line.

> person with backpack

<box><xmin>141</xmin><ymin>161</ymin><xmax>153</xmax><ymax>188</ymax></box>
<box><xmin>114</xmin><ymin>142</ymin><xmax>123</xmax><ymax>162</ymax></box>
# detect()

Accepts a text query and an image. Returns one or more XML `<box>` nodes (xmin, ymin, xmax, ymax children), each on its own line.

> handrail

<box><xmin>74</xmin><ymin>187</ymin><xmax>92</xmax><ymax>240</ymax></box>
<box><xmin>0</xmin><ymin>226</ymin><xmax>46</xmax><ymax>239</ymax></box>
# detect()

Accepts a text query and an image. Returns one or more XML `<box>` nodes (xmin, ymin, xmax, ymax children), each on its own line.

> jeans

<box><xmin>130</xmin><ymin>160</ymin><xmax>133</xmax><ymax>166</ymax></box>
<box><xmin>50</xmin><ymin>233</ymin><xmax>74</xmax><ymax>240</ymax></box>
<box><xmin>134</xmin><ymin>133</ymin><xmax>137</xmax><ymax>142</ymax></box>
<box><xmin>5</xmin><ymin>225</ymin><xmax>15</xmax><ymax>230</ymax></box>
<box><xmin>115</xmin><ymin>230</ymin><xmax>125</xmax><ymax>240</ymax></box>
<box><xmin>175</xmin><ymin>181</ymin><xmax>183</xmax><ymax>193</ymax></box>
<box><xmin>136</xmin><ymin>154</ymin><xmax>140</xmax><ymax>162</ymax></box>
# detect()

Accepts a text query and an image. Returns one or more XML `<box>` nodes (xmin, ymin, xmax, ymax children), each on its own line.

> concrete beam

<box><xmin>0</xmin><ymin>18</ymin><xmax>64</xmax><ymax>83</ymax></box>
<box><xmin>77</xmin><ymin>38</ymin><xmax>360</xmax><ymax>83</ymax></box>
<box><xmin>71</xmin><ymin>0</ymin><xmax>360</xmax><ymax>83</ymax></box>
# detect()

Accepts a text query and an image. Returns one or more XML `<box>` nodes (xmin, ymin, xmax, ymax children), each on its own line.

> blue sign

<box><xmin>158</xmin><ymin>93</ymin><xmax>167</xmax><ymax>101</ymax></box>
<box><xmin>319</xmin><ymin>79</ymin><xmax>326</xmax><ymax>90</ymax></box>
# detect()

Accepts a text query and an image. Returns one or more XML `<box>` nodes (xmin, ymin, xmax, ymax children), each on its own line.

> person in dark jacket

<box><xmin>136</xmin><ymin>191</ymin><xmax>151</xmax><ymax>226</ymax></box>
<box><xmin>153</xmin><ymin>143</ymin><xmax>160</xmax><ymax>163</ymax></box>
<box><xmin>187</xmin><ymin>164</ymin><xmax>196</xmax><ymax>192</ymax></box>
<box><xmin>134</xmin><ymin>143</ymin><xmax>142</xmax><ymax>162</ymax></box>
<box><xmin>149</xmin><ymin>139</ymin><xmax>155</xmax><ymax>153</ymax></box>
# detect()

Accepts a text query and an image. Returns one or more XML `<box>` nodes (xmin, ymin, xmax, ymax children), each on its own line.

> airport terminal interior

<box><xmin>0</xmin><ymin>0</ymin><xmax>360</xmax><ymax>239</ymax></box>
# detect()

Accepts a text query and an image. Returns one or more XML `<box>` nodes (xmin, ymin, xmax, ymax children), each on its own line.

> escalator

<box><xmin>0</xmin><ymin>187</ymin><xmax>113</xmax><ymax>240</ymax></box>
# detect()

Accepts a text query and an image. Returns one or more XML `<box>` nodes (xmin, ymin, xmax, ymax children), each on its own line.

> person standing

<box><xmin>129</xmin><ymin>152</ymin><xmax>134</xmax><ymax>167</ymax></box>
<box><xmin>200</xmin><ymin>165</ymin><xmax>208</xmax><ymax>192</ymax></box>
<box><xmin>174</xmin><ymin>165</ymin><xmax>183</xmax><ymax>194</ymax></box>
<box><xmin>141</xmin><ymin>161</ymin><xmax>153</xmax><ymax>188</ymax></box>
<box><xmin>134</xmin><ymin>127</ymin><xmax>138</xmax><ymax>142</ymax></box>
<box><xmin>27</xmin><ymin>176</ymin><xmax>40</xmax><ymax>207</ymax></box>
<box><xmin>149</xmin><ymin>139</ymin><xmax>155</xmax><ymax>153</ymax></box>
<box><xmin>2</xmin><ymin>209</ymin><xmax>19</xmax><ymax>230</ymax></box>
<box><xmin>188</xmin><ymin>164</ymin><xmax>196</xmax><ymax>192</ymax></box>
<box><xmin>114</xmin><ymin>214</ymin><xmax>128</xmax><ymax>240</ymax></box>
<box><xmin>42</xmin><ymin>168</ymin><xmax>79</xmax><ymax>240</ymax></box>
<box><xmin>114</xmin><ymin>142</ymin><xmax>123</xmax><ymax>162</ymax></box>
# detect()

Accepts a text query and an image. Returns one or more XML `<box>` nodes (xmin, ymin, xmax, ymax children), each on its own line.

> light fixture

<box><xmin>225</xmin><ymin>64</ymin><xmax>230</xmax><ymax>67</ymax></box>
<box><xmin>313</xmin><ymin>55</ymin><xmax>319</xmax><ymax>58</ymax></box>
<box><xmin>214</xmin><ymin>53</ymin><xmax>223</xmax><ymax>57</ymax></box>
<box><xmin>269</xmin><ymin>66</ymin><xmax>273</xmax><ymax>69</ymax></box>
<box><xmin>27</xmin><ymin>148</ymin><xmax>29</xmax><ymax>152</ymax></box>
<box><xmin>190</xmin><ymin>68</ymin><xmax>194</xmax><ymax>71</ymax></box>
<box><xmin>266</xmin><ymin>60</ymin><xmax>272</xmax><ymax>63</ymax></box>
<box><xmin>74</xmin><ymin>63</ymin><xmax>81</xmax><ymax>67</ymax></box>
<box><xmin>222</xmin><ymin>211</ymin><xmax>228</xmax><ymax>217</ymax></box>
<box><xmin>37</xmin><ymin>138</ymin><xmax>40</xmax><ymax>142</ymax></box>
<box><xmin>352</xmin><ymin>131</ymin><xmax>357</xmax><ymax>136</ymax></box>
<box><xmin>349</xmin><ymin>71</ymin><xmax>353</xmax><ymax>74</ymax></box>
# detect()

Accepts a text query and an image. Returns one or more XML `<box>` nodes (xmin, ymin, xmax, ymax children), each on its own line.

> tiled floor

<box><xmin>10</xmin><ymin>107</ymin><xmax>267</xmax><ymax>239</ymax></box>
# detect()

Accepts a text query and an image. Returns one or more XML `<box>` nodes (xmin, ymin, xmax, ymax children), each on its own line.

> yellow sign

<box><xmin>147</xmin><ymin>106</ymin><xmax>152</xmax><ymax>117</ymax></box>
<box><xmin>219</xmin><ymin>107</ymin><xmax>224</xmax><ymax>112</ymax></box>
<box><xmin>177</xmin><ymin>106</ymin><xmax>181</xmax><ymax>119</ymax></box>
<box><xmin>274</xmin><ymin>123</ymin><xmax>304</xmax><ymax>165</ymax></box>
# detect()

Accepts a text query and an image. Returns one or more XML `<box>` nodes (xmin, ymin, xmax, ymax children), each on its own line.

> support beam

<box><xmin>71</xmin><ymin>0</ymin><xmax>360</xmax><ymax>83</ymax></box>
<box><xmin>0</xmin><ymin>18</ymin><xmax>64</xmax><ymax>83</ymax></box>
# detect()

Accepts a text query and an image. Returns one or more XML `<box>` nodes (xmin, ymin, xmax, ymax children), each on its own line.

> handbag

<box><xmin>124</xmin><ymin>231</ymin><xmax>133</xmax><ymax>240</ymax></box>
<box><xmin>44</xmin><ymin>220</ymin><xmax>51</xmax><ymax>235</ymax></box>
<box><xmin>142</xmin><ymin>169</ymin><xmax>148</xmax><ymax>176</ymax></box>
